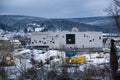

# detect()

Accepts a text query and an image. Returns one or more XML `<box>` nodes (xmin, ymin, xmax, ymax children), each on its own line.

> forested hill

<box><xmin>0</xmin><ymin>15</ymin><xmax>119</xmax><ymax>33</ymax></box>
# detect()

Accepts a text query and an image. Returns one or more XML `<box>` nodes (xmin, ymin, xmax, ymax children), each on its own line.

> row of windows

<box><xmin>32</xmin><ymin>40</ymin><xmax>47</xmax><ymax>44</ymax></box>
<box><xmin>84</xmin><ymin>34</ymin><xmax>89</xmax><ymax>38</ymax></box>
<box><xmin>42</xmin><ymin>35</ymin><xmax>65</xmax><ymax>40</ymax></box>
<box><xmin>89</xmin><ymin>37</ymin><xmax>101</xmax><ymax>42</ymax></box>
<box><xmin>31</xmin><ymin>40</ymin><xmax>55</xmax><ymax>44</ymax></box>
<box><xmin>55</xmin><ymin>35</ymin><xmax>65</xmax><ymax>38</ymax></box>
<box><xmin>67</xmin><ymin>45</ymin><xmax>99</xmax><ymax>49</ymax></box>
<box><xmin>31</xmin><ymin>36</ymin><xmax>101</xmax><ymax>44</ymax></box>
<box><xmin>37</xmin><ymin>35</ymin><xmax>101</xmax><ymax>40</ymax></box>
<box><xmin>84</xmin><ymin>34</ymin><xmax>101</xmax><ymax>38</ymax></box>
<box><xmin>31</xmin><ymin>42</ymin><xmax>47</xmax><ymax>44</ymax></box>
<box><xmin>32</xmin><ymin>38</ymin><xmax>101</xmax><ymax>44</ymax></box>
<box><xmin>50</xmin><ymin>46</ymin><xmax>97</xmax><ymax>49</ymax></box>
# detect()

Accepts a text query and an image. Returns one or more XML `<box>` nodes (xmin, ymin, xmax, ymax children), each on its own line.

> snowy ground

<box><xmin>3</xmin><ymin>49</ymin><xmax>111</xmax><ymax>80</ymax></box>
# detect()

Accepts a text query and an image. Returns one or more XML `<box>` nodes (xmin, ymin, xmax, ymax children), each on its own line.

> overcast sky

<box><xmin>0</xmin><ymin>0</ymin><xmax>111</xmax><ymax>18</ymax></box>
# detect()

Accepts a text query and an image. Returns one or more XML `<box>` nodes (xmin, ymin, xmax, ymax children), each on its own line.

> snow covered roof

<box><xmin>14</xmin><ymin>49</ymin><xmax>31</xmax><ymax>56</ymax></box>
<box><xmin>10</xmin><ymin>40</ymin><xmax>21</xmax><ymax>43</ymax></box>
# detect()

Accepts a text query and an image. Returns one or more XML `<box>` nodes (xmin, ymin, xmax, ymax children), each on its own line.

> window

<box><xmin>66</xmin><ymin>34</ymin><xmax>75</xmax><ymax>44</ymax></box>
<box><xmin>82</xmin><ymin>45</ymin><xmax>84</xmax><ymax>48</ymax></box>
<box><xmin>43</xmin><ymin>37</ymin><xmax>45</xmax><ymax>39</ymax></box>
<box><xmin>39</xmin><ymin>41</ymin><xmax>41</xmax><ymax>43</ymax></box>
<box><xmin>44</xmin><ymin>42</ymin><xmax>46</xmax><ymax>44</ymax></box>
<box><xmin>84</xmin><ymin>34</ymin><xmax>86</xmax><ymax>37</ymax></box>
<box><xmin>99</xmin><ymin>37</ymin><xmax>101</xmax><ymax>39</ymax></box>
<box><xmin>89</xmin><ymin>40</ymin><xmax>92</xmax><ymax>42</ymax></box>
<box><xmin>50</xmin><ymin>41</ymin><xmax>52</xmax><ymax>43</ymax></box>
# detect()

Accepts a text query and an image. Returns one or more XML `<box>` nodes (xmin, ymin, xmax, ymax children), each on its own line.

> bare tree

<box><xmin>114</xmin><ymin>0</ymin><xmax>120</xmax><ymax>7</ymax></box>
<box><xmin>105</xmin><ymin>0</ymin><xmax>120</xmax><ymax>30</ymax></box>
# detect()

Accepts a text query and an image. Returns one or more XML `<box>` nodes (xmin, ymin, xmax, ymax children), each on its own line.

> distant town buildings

<box><xmin>26</xmin><ymin>23</ymin><xmax>45</xmax><ymax>32</ymax></box>
<box><xmin>10</xmin><ymin>39</ymin><xmax>21</xmax><ymax>48</ymax></box>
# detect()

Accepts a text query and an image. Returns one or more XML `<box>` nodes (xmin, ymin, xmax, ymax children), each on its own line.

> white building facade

<box><xmin>31</xmin><ymin>31</ymin><xmax>103</xmax><ymax>49</ymax></box>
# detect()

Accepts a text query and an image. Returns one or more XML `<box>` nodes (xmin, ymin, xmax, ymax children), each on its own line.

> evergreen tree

<box><xmin>24</xmin><ymin>28</ymin><xmax>27</xmax><ymax>33</ymax></box>
<box><xmin>110</xmin><ymin>39</ymin><xmax>118</xmax><ymax>80</ymax></box>
<box><xmin>0</xmin><ymin>23</ymin><xmax>6</xmax><ymax>31</ymax></box>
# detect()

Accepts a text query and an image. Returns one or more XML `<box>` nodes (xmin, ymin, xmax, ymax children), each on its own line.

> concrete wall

<box><xmin>31</xmin><ymin>31</ymin><xmax>103</xmax><ymax>49</ymax></box>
